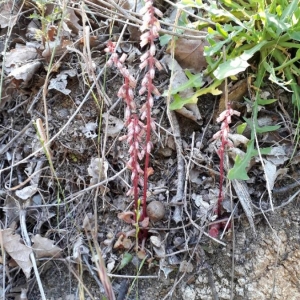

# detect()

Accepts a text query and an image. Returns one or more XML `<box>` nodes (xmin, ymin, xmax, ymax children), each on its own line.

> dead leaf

<box><xmin>266</xmin><ymin>146</ymin><xmax>289</xmax><ymax>166</ymax></box>
<box><xmin>32</xmin><ymin>234</ymin><xmax>62</xmax><ymax>258</ymax></box>
<box><xmin>102</xmin><ymin>113</ymin><xmax>124</xmax><ymax>137</ymax></box>
<box><xmin>15</xmin><ymin>184</ymin><xmax>38</xmax><ymax>200</ymax></box>
<box><xmin>4</xmin><ymin>45</ymin><xmax>38</xmax><ymax>69</ymax></box>
<box><xmin>179</xmin><ymin>260</ymin><xmax>194</xmax><ymax>273</ymax></box>
<box><xmin>9</xmin><ymin>61</ymin><xmax>42</xmax><ymax>86</ymax></box>
<box><xmin>0</xmin><ymin>1</ymin><xmax>18</xmax><ymax>28</ymax></box>
<box><xmin>47</xmin><ymin>69</ymin><xmax>76</xmax><ymax>95</ymax></box>
<box><xmin>82</xmin><ymin>213</ymin><xmax>97</xmax><ymax>234</ymax></box>
<box><xmin>42</xmin><ymin>38</ymin><xmax>72</xmax><ymax>58</ymax></box>
<box><xmin>0</xmin><ymin>228</ymin><xmax>32</xmax><ymax>278</ymax></box>
<box><xmin>218</xmin><ymin>78</ymin><xmax>248</xmax><ymax>115</ymax></box>
<box><xmin>168</xmin><ymin>32</ymin><xmax>208</xmax><ymax>73</ymax></box>
<box><xmin>118</xmin><ymin>211</ymin><xmax>135</xmax><ymax>224</ymax></box>
<box><xmin>114</xmin><ymin>234</ymin><xmax>133</xmax><ymax>249</ymax></box>
<box><xmin>88</xmin><ymin>157</ymin><xmax>108</xmax><ymax>184</ymax></box>
<box><xmin>65</xmin><ymin>8</ymin><xmax>83</xmax><ymax>34</ymax></box>
<box><xmin>262</xmin><ymin>159</ymin><xmax>277</xmax><ymax>190</ymax></box>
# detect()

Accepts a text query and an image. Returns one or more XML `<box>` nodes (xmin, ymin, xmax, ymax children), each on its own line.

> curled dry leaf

<box><xmin>32</xmin><ymin>234</ymin><xmax>62</xmax><ymax>258</ymax></box>
<box><xmin>65</xmin><ymin>8</ymin><xmax>83</xmax><ymax>34</ymax></box>
<box><xmin>72</xmin><ymin>237</ymin><xmax>89</xmax><ymax>262</ymax></box>
<box><xmin>42</xmin><ymin>38</ymin><xmax>72</xmax><ymax>58</ymax></box>
<box><xmin>114</xmin><ymin>234</ymin><xmax>132</xmax><ymax>250</ymax></box>
<box><xmin>150</xmin><ymin>235</ymin><xmax>165</xmax><ymax>257</ymax></box>
<box><xmin>118</xmin><ymin>211</ymin><xmax>135</xmax><ymax>224</ymax></box>
<box><xmin>0</xmin><ymin>228</ymin><xmax>32</xmax><ymax>278</ymax></box>
<box><xmin>228</xmin><ymin>133</ymin><xmax>249</xmax><ymax>147</ymax></box>
<box><xmin>9</xmin><ymin>61</ymin><xmax>42</xmax><ymax>86</ymax></box>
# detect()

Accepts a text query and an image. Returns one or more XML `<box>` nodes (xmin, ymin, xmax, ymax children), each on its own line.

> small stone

<box><xmin>147</xmin><ymin>201</ymin><xmax>165</xmax><ymax>222</ymax></box>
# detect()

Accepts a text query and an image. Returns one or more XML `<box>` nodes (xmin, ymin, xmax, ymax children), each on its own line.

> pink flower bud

<box><xmin>149</xmin><ymin>67</ymin><xmax>155</xmax><ymax>79</ymax></box>
<box><xmin>146</xmin><ymin>142</ymin><xmax>152</xmax><ymax>154</ymax></box>
<box><xmin>119</xmin><ymin>53</ymin><xmax>127</xmax><ymax>63</ymax></box>
<box><xmin>139</xmin><ymin>60</ymin><xmax>148</xmax><ymax>70</ymax></box>
<box><xmin>138</xmin><ymin>151</ymin><xmax>144</xmax><ymax>160</ymax></box>
<box><xmin>155</xmin><ymin>59</ymin><xmax>163</xmax><ymax>70</ymax></box>
<box><xmin>148</xmin><ymin>95</ymin><xmax>154</xmax><ymax>107</ymax></box>
<box><xmin>140</xmin><ymin>51</ymin><xmax>149</xmax><ymax>62</ymax></box>
<box><xmin>154</xmin><ymin>7</ymin><xmax>163</xmax><ymax>17</ymax></box>
<box><xmin>141</xmin><ymin>111</ymin><xmax>147</xmax><ymax>120</ymax></box>
<box><xmin>152</xmin><ymin>86</ymin><xmax>160</xmax><ymax>96</ymax></box>
<box><xmin>149</xmin><ymin>43</ymin><xmax>156</xmax><ymax>56</ymax></box>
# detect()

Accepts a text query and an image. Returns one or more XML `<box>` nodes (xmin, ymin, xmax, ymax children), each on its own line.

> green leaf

<box><xmin>237</xmin><ymin>123</ymin><xmax>247</xmax><ymax>134</ymax></box>
<box><xmin>281</xmin><ymin>0</ymin><xmax>299</xmax><ymax>23</ymax></box>
<box><xmin>213</xmin><ymin>41</ymin><xmax>268</xmax><ymax>80</ymax></box>
<box><xmin>169</xmin><ymin>71</ymin><xmax>204</xmax><ymax>95</ymax></box>
<box><xmin>169</xmin><ymin>94</ymin><xmax>198</xmax><ymax>110</ymax></box>
<box><xmin>256</xmin><ymin>125</ymin><xmax>281</xmax><ymax>133</ymax></box>
<box><xmin>118</xmin><ymin>252</ymin><xmax>133</xmax><ymax>271</ymax></box>
<box><xmin>216</xmin><ymin>23</ymin><xmax>228</xmax><ymax>38</ymax></box>
<box><xmin>169</xmin><ymin>80</ymin><xmax>222</xmax><ymax>110</ymax></box>
<box><xmin>227</xmin><ymin>152</ymin><xmax>251</xmax><ymax>180</ymax></box>
<box><xmin>251</xmin><ymin>147</ymin><xmax>272</xmax><ymax>156</ymax></box>
<box><xmin>288</xmin><ymin>31</ymin><xmax>300</xmax><ymax>41</ymax></box>
<box><xmin>257</xmin><ymin>98</ymin><xmax>277</xmax><ymax>105</ymax></box>
<box><xmin>159</xmin><ymin>34</ymin><xmax>172</xmax><ymax>46</ymax></box>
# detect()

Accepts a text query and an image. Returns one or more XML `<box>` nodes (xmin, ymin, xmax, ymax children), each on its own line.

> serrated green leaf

<box><xmin>169</xmin><ymin>71</ymin><xmax>204</xmax><ymax>95</ymax></box>
<box><xmin>169</xmin><ymin>94</ymin><xmax>198</xmax><ymax>110</ymax></box>
<box><xmin>227</xmin><ymin>153</ymin><xmax>250</xmax><ymax>180</ymax></box>
<box><xmin>169</xmin><ymin>80</ymin><xmax>222</xmax><ymax>110</ymax></box>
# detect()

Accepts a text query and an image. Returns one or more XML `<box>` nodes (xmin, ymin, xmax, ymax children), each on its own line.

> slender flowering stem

<box><xmin>104</xmin><ymin>41</ymin><xmax>143</xmax><ymax>213</ymax></box>
<box><xmin>213</xmin><ymin>103</ymin><xmax>240</xmax><ymax>214</ymax></box>
<box><xmin>104</xmin><ymin>0</ymin><xmax>163</xmax><ymax>242</ymax></box>
<box><xmin>139</xmin><ymin>0</ymin><xmax>163</xmax><ymax>220</ymax></box>
<box><xmin>210</xmin><ymin>103</ymin><xmax>240</xmax><ymax>236</ymax></box>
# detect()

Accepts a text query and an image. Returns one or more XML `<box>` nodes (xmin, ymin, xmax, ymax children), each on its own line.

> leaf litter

<box><xmin>0</xmin><ymin>0</ymin><xmax>300</xmax><ymax>299</ymax></box>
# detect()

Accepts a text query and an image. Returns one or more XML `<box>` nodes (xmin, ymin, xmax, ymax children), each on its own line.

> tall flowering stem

<box><xmin>105</xmin><ymin>42</ymin><xmax>144</xmax><ymax>213</ymax></box>
<box><xmin>139</xmin><ymin>0</ymin><xmax>163</xmax><ymax>220</ymax></box>
<box><xmin>210</xmin><ymin>103</ymin><xmax>240</xmax><ymax>237</ymax></box>
<box><xmin>104</xmin><ymin>1</ymin><xmax>163</xmax><ymax>240</ymax></box>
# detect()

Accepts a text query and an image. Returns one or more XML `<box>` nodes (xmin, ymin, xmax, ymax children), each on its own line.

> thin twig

<box><xmin>0</xmin><ymin>68</ymin><xmax>106</xmax><ymax>174</ymax></box>
<box><xmin>19</xmin><ymin>210</ymin><xmax>46</xmax><ymax>300</ymax></box>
